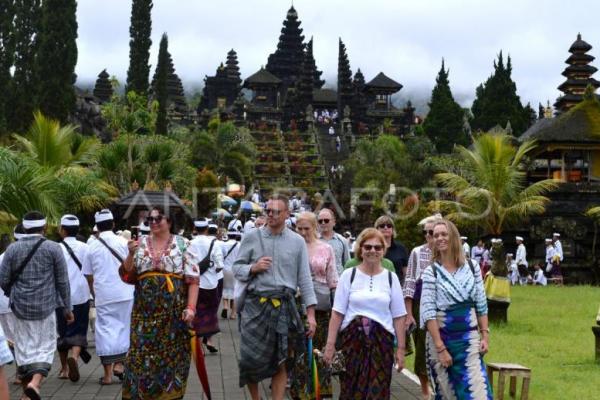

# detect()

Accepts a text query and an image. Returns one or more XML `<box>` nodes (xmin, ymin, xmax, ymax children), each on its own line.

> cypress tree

<box><xmin>471</xmin><ymin>52</ymin><xmax>530</xmax><ymax>135</ymax></box>
<box><xmin>0</xmin><ymin>0</ymin><xmax>15</xmax><ymax>134</ymax></box>
<box><xmin>153</xmin><ymin>33</ymin><xmax>169</xmax><ymax>135</ymax></box>
<box><xmin>423</xmin><ymin>60</ymin><xmax>468</xmax><ymax>153</ymax></box>
<box><xmin>36</xmin><ymin>0</ymin><xmax>78</xmax><ymax>124</ymax></box>
<box><xmin>9</xmin><ymin>0</ymin><xmax>41</xmax><ymax>133</ymax></box>
<box><xmin>126</xmin><ymin>0</ymin><xmax>153</xmax><ymax>95</ymax></box>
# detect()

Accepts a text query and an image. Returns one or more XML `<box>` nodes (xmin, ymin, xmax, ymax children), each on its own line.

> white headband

<box><xmin>515</xmin><ymin>236</ymin><xmax>523</xmax><ymax>241</ymax></box>
<box><xmin>194</xmin><ymin>220</ymin><xmax>208</xmax><ymax>228</ymax></box>
<box><xmin>22</xmin><ymin>218</ymin><xmax>46</xmax><ymax>229</ymax></box>
<box><xmin>95</xmin><ymin>209</ymin><xmax>113</xmax><ymax>223</ymax></box>
<box><xmin>60</xmin><ymin>214</ymin><xmax>79</xmax><ymax>227</ymax></box>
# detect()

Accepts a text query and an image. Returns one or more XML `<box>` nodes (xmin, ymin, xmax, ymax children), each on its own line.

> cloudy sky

<box><xmin>76</xmin><ymin>0</ymin><xmax>600</xmax><ymax>111</ymax></box>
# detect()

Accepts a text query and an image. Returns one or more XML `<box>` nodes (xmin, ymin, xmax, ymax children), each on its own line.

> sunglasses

<box><xmin>377</xmin><ymin>223</ymin><xmax>393</xmax><ymax>229</ymax></box>
<box><xmin>296</xmin><ymin>227</ymin><xmax>311</xmax><ymax>231</ymax></box>
<box><xmin>362</xmin><ymin>244</ymin><xmax>384</xmax><ymax>251</ymax></box>
<box><xmin>145</xmin><ymin>215</ymin><xmax>164</xmax><ymax>225</ymax></box>
<box><xmin>265</xmin><ymin>208</ymin><xmax>284</xmax><ymax>216</ymax></box>
<box><xmin>423</xmin><ymin>229</ymin><xmax>434</xmax><ymax>236</ymax></box>
<box><xmin>318</xmin><ymin>219</ymin><xmax>331</xmax><ymax>224</ymax></box>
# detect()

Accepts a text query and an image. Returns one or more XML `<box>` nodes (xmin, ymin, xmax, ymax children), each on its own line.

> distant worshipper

<box><xmin>544</xmin><ymin>238</ymin><xmax>555</xmax><ymax>275</ymax></box>
<box><xmin>328</xmin><ymin>125</ymin><xmax>335</xmax><ymax>135</ymax></box>
<box><xmin>532</xmin><ymin>263</ymin><xmax>547</xmax><ymax>286</ymax></box>
<box><xmin>552</xmin><ymin>232</ymin><xmax>564</xmax><ymax>262</ymax></box>
<box><xmin>0</xmin><ymin>211</ymin><xmax>73</xmax><ymax>400</ymax></box>
<box><xmin>507</xmin><ymin>253</ymin><xmax>519</xmax><ymax>285</ymax></box>
<box><xmin>461</xmin><ymin>236</ymin><xmax>470</xmax><ymax>258</ymax></box>
<box><xmin>56</xmin><ymin>215</ymin><xmax>94</xmax><ymax>382</ymax></box>
<box><xmin>515</xmin><ymin>236</ymin><xmax>528</xmax><ymax>285</ymax></box>
<box><xmin>83</xmin><ymin>209</ymin><xmax>134</xmax><ymax>385</ymax></box>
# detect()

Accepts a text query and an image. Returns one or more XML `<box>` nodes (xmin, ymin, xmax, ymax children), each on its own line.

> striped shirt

<box><xmin>419</xmin><ymin>260</ymin><xmax>487</xmax><ymax>329</ymax></box>
<box><xmin>403</xmin><ymin>244</ymin><xmax>432</xmax><ymax>299</ymax></box>
<box><xmin>0</xmin><ymin>235</ymin><xmax>71</xmax><ymax>320</ymax></box>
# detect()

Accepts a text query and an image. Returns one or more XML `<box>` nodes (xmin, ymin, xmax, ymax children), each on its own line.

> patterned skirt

<box><xmin>339</xmin><ymin>317</ymin><xmax>394</xmax><ymax>400</ymax></box>
<box><xmin>122</xmin><ymin>275</ymin><xmax>191</xmax><ymax>400</ymax></box>
<box><xmin>192</xmin><ymin>279</ymin><xmax>223</xmax><ymax>337</ymax></box>
<box><xmin>426</xmin><ymin>304</ymin><xmax>493</xmax><ymax>400</ymax></box>
<box><xmin>289</xmin><ymin>309</ymin><xmax>333</xmax><ymax>399</ymax></box>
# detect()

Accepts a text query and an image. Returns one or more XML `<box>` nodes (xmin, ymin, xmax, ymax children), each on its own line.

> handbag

<box><xmin>313</xmin><ymin>280</ymin><xmax>332</xmax><ymax>311</ymax></box>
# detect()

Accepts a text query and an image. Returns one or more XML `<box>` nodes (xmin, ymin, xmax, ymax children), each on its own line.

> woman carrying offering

<box><xmin>120</xmin><ymin>207</ymin><xmax>200</xmax><ymax>400</ymax></box>
<box><xmin>420</xmin><ymin>219</ymin><xmax>492</xmax><ymax>400</ymax></box>
<box><xmin>324</xmin><ymin>228</ymin><xmax>406</xmax><ymax>400</ymax></box>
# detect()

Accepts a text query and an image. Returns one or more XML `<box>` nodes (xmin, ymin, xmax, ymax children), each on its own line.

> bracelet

<box><xmin>437</xmin><ymin>347</ymin><xmax>447</xmax><ymax>353</ymax></box>
<box><xmin>479</xmin><ymin>328</ymin><xmax>490</xmax><ymax>334</ymax></box>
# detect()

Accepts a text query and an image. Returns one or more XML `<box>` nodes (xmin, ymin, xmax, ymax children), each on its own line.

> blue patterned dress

<box><xmin>420</xmin><ymin>261</ymin><xmax>493</xmax><ymax>400</ymax></box>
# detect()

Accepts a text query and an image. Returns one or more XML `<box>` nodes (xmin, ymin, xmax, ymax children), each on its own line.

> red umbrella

<box><xmin>190</xmin><ymin>332</ymin><xmax>212</xmax><ymax>400</ymax></box>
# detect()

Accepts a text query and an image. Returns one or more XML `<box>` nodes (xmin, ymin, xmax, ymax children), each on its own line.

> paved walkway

<box><xmin>6</xmin><ymin>316</ymin><xmax>421</xmax><ymax>399</ymax></box>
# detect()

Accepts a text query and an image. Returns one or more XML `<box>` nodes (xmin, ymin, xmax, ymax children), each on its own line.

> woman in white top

<box><xmin>324</xmin><ymin>228</ymin><xmax>406</xmax><ymax>399</ymax></box>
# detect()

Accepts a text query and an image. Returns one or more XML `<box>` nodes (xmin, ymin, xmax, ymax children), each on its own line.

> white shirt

<box><xmin>86</xmin><ymin>235</ymin><xmax>97</xmax><ymax>245</ymax></box>
<box><xmin>533</xmin><ymin>269</ymin><xmax>547</xmax><ymax>286</ymax></box>
<box><xmin>462</xmin><ymin>242</ymin><xmax>470</xmax><ymax>257</ymax></box>
<box><xmin>83</xmin><ymin>231</ymin><xmax>134</xmax><ymax>306</ymax></box>
<box><xmin>0</xmin><ymin>254</ymin><xmax>10</xmax><ymax>314</ymax></box>
<box><xmin>228</xmin><ymin>219</ymin><xmax>242</xmax><ymax>232</ymax></box>
<box><xmin>60</xmin><ymin>237</ymin><xmax>92</xmax><ymax>305</ymax></box>
<box><xmin>243</xmin><ymin>220</ymin><xmax>255</xmax><ymax>234</ymax></box>
<box><xmin>251</xmin><ymin>192</ymin><xmax>261</xmax><ymax>203</ymax></box>
<box><xmin>220</xmin><ymin>239</ymin><xmax>240</xmax><ymax>273</ymax></box>
<box><xmin>554</xmin><ymin>240</ymin><xmax>563</xmax><ymax>261</ymax></box>
<box><xmin>333</xmin><ymin>268</ymin><xmax>406</xmax><ymax>335</ymax></box>
<box><xmin>545</xmin><ymin>245</ymin><xmax>555</xmax><ymax>264</ymax></box>
<box><xmin>516</xmin><ymin>243</ymin><xmax>527</xmax><ymax>266</ymax></box>
<box><xmin>189</xmin><ymin>235</ymin><xmax>224</xmax><ymax>290</ymax></box>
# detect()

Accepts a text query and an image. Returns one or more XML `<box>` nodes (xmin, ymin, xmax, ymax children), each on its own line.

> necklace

<box><xmin>147</xmin><ymin>235</ymin><xmax>173</xmax><ymax>270</ymax></box>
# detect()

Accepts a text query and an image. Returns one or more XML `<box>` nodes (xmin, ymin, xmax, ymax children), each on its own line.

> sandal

<box><xmin>113</xmin><ymin>369</ymin><xmax>124</xmax><ymax>381</ymax></box>
<box><xmin>67</xmin><ymin>357</ymin><xmax>80</xmax><ymax>382</ymax></box>
<box><xmin>24</xmin><ymin>385</ymin><xmax>41</xmax><ymax>400</ymax></box>
<box><xmin>58</xmin><ymin>371</ymin><xmax>69</xmax><ymax>380</ymax></box>
<box><xmin>98</xmin><ymin>377</ymin><xmax>113</xmax><ymax>385</ymax></box>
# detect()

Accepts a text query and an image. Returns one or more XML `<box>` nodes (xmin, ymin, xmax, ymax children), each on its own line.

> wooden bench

<box><xmin>487</xmin><ymin>362</ymin><xmax>531</xmax><ymax>400</ymax></box>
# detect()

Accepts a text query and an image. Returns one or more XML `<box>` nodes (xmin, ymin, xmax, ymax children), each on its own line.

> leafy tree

<box><xmin>152</xmin><ymin>33</ymin><xmax>169</xmax><ymax>135</ymax></box>
<box><xmin>195</xmin><ymin>168</ymin><xmax>219</xmax><ymax>216</ymax></box>
<box><xmin>126</xmin><ymin>0</ymin><xmax>153</xmax><ymax>95</ymax></box>
<box><xmin>423</xmin><ymin>60</ymin><xmax>469</xmax><ymax>153</ymax></box>
<box><xmin>432</xmin><ymin>133</ymin><xmax>558</xmax><ymax>235</ymax></box>
<box><xmin>8</xmin><ymin>0</ymin><xmax>41</xmax><ymax>133</ymax></box>
<box><xmin>0</xmin><ymin>0</ymin><xmax>15</xmax><ymax>134</ymax></box>
<box><xmin>36</xmin><ymin>0</ymin><xmax>78</xmax><ymax>123</ymax></box>
<box><xmin>471</xmin><ymin>52</ymin><xmax>530</xmax><ymax>136</ymax></box>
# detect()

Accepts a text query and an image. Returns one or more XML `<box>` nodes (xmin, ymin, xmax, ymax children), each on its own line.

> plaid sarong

<box><xmin>238</xmin><ymin>288</ymin><xmax>304</xmax><ymax>387</ymax></box>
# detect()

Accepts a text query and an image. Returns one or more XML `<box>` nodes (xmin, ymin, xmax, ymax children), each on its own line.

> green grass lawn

<box><xmin>406</xmin><ymin>285</ymin><xmax>600</xmax><ymax>399</ymax></box>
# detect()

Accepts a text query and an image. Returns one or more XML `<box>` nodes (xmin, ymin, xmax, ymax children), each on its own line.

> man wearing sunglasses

<box><xmin>317</xmin><ymin>208</ymin><xmax>350</xmax><ymax>275</ymax></box>
<box><xmin>233</xmin><ymin>194</ymin><xmax>317</xmax><ymax>400</ymax></box>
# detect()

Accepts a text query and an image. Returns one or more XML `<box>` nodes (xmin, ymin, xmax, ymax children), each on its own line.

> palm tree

<box><xmin>433</xmin><ymin>133</ymin><xmax>558</xmax><ymax>235</ymax></box>
<box><xmin>13</xmin><ymin>111</ymin><xmax>99</xmax><ymax>169</ymax></box>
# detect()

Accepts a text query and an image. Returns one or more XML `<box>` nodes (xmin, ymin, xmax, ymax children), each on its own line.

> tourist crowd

<box><xmin>0</xmin><ymin>195</ymin><xmax>562</xmax><ymax>399</ymax></box>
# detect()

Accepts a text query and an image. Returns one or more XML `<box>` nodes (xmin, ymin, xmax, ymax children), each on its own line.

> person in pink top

<box><xmin>290</xmin><ymin>211</ymin><xmax>338</xmax><ymax>399</ymax></box>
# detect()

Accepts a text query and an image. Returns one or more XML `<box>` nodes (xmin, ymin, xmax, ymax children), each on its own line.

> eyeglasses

<box><xmin>296</xmin><ymin>227</ymin><xmax>311</xmax><ymax>231</ymax></box>
<box><xmin>423</xmin><ymin>229</ymin><xmax>434</xmax><ymax>236</ymax></box>
<box><xmin>377</xmin><ymin>223</ymin><xmax>393</xmax><ymax>229</ymax></box>
<box><xmin>145</xmin><ymin>215</ymin><xmax>164</xmax><ymax>225</ymax></box>
<box><xmin>362</xmin><ymin>244</ymin><xmax>384</xmax><ymax>251</ymax></box>
<box><xmin>318</xmin><ymin>218</ymin><xmax>331</xmax><ymax>224</ymax></box>
<box><xmin>265</xmin><ymin>208</ymin><xmax>283</xmax><ymax>216</ymax></box>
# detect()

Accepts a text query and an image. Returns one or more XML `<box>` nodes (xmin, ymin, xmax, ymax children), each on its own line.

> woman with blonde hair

<box><xmin>420</xmin><ymin>219</ymin><xmax>492</xmax><ymax>399</ymax></box>
<box><xmin>290</xmin><ymin>212</ymin><xmax>338</xmax><ymax>399</ymax></box>
<box><xmin>324</xmin><ymin>228</ymin><xmax>406</xmax><ymax>399</ymax></box>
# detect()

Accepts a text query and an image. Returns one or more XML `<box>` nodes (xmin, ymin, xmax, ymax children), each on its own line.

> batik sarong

<box><xmin>289</xmin><ymin>309</ymin><xmax>333</xmax><ymax>399</ymax></box>
<box><xmin>9</xmin><ymin>312</ymin><xmax>56</xmax><ymax>379</ymax></box>
<box><xmin>426</xmin><ymin>304</ymin><xmax>493</xmax><ymax>400</ymax></box>
<box><xmin>339</xmin><ymin>317</ymin><xmax>395</xmax><ymax>400</ymax></box>
<box><xmin>192</xmin><ymin>279</ymin><xmax>223</xmax><ymax>338</ymax></box>
<box><xmin>95</xmin><ymin>299</ymin><xmax>133</xmax><ymax>365</ymax></box>
<box><xmin>238</xmin><ymin>288</ymin><xmax>304</xmax><ymax>387</ymax></box>
<box><xmin>122</xmin><ymin>274</ymin><xmax>191</xmax><ymax>400</ymax></box>
<box><xmin>56</xmin><ymin>301</ymin><xmax>90</xmax><ymax>352</ymax></box>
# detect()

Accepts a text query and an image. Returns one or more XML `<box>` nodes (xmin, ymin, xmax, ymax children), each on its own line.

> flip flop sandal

<box><xmin>113</xmin><ymin>370</ymin><xmax>124</xmax><ymax>381</ymax></box>
<box><xmin>98</xmin><ymin>377</ymin><xmax>113</xmax><ymax>385</ymax></box>
<box><xmin>24</xmin><ymin>386</ymin><xmax>41</xmax><ymax>400</ymax></box>
<box><xmin>58</xmin><ymin>372</ymin><xmax>69</xmax><ymax>380</ymax></box>
<box><xmin>67</xmin><ymin>357</ymin><xmax>80</xmax><ymax>382</ymax></box>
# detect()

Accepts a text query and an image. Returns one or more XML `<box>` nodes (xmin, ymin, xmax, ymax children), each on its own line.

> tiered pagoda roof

<box><xmin>365</xmin><ymin>72</ymin><xmax>403</xmax><ymax>93</ymax></box>
<box><xmin>93</xmin><ymin>69</ymin><xmax>113</xmax><ymax>103</ymax></box>
<box><xmin>554</xmin><ymin>34</ymin><xmax>600</xmax><ymax>113</ymax></box>
<box><xmin>266</xmin><ymin>6</ymin><xmax>305</xmax><ymax>90</ymax></box>
<box><xmin>244</xmin><ymin>67</ymin><xmax>281</xmax><ymax>86</ymax></box>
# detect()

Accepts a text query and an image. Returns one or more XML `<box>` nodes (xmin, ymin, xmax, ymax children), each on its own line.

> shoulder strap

<box><xmin>96</xmin><ymin>236</ymin><xmax>124</xmax><ymax>264</ymax></box>
<box><xmin>9</xmin><ymin>238</ymin><xmax>46</xmax><ymax>289</ymax></box>
<box><xmin>388</xmin><ymin>270</ymin><xmax>392</xmax><ymax>288</ymax></box>
<box><xmin>224</xmin><ymin>242</ymin><xmax>238</xmax><ymax>260</ymax></box>
<box><xmin>207</xmin><ymin>238</ymin><xmax>216</xmax><ymax>258</ymax></box>
<box><xmin>467</xmin><ymin>258</ymin><xmax>475</xmax><ymax>275</ymax></box>
<box><xmin>350</xmin><ymin>267</ymin><xmax>357</xmax><ymax>285</ymax></box>
<box><xmin>61</xmin><ymin>240</ymin><xmax>82</xmax><ymax>270</ymax></box>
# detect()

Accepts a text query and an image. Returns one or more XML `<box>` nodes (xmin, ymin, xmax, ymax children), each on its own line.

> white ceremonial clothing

<box><xmin>516</xmin><ymin>243</ymin><xmax>528</xmax><ymax>267</ymax></box>
<box><xmin>9</xmin><ymin>312</ymin><xmax>56</xmax><ymax>371</ymax></box>
<box><xmin>189</xmin><ymin>235</ymin><xmax>225</xmax><ymax>290</ymax></box>
<box><xmin>220</xmin><ymin>239</ymin><xmax>240</xmax><ymax>300</ymax></box>
<box><xmin>462</xmin><ymin>242</ymin><xmax>470</xmax><ymax>258</ymax></box>
<box><xmin>60</xmin><ymin>237</ymin><xmax>92</xmax><ymax>306</ymax></box>
<box><xmin>94</xmin><ymin>300</ymin><xmax>133</xmax><ymax>361</ymax></box>
<box><xmin>86</xmin><ymin>236</ymin><xmax>96</xmax><ymax>245</ymax></box>
<box><xmin>243</xmin><ymin>220</ymin><xmax>255</xmax><ymax>233</ymax></box>
<box><xmin>228</xmin><ymin>219</ymin><xmax>243</xmax><ymax>232</ymax></box>
<box><xmin>533</xmin><ymin>270</ymin><xmax>547</xmax><ymax>286</ymax></box>
<box><xmin>0</xmin><ymin>323</ymin><xmax>12</xmax><ymax>365</ymax></box>
<box><xmin>545</xmin><ymin>245</ymin><xmax>555</xmax><ymax>273</ymax></box>
<box><xmin>509</xmin><ymin>261</ymin><xmax>519</xmax><ymax>285</ymax></box>
<box><xmin>83</xmin><ymin>231</ymin><xmax>134</xmax><ymax>307</ymax></box>
<box><xmin>554</xmin><ymin>240</ymin><xmax>563</xmax><ymax>261</ymax></box>
<box><xmin>333</xmin><ymin>268</ymin><xmax>406</xmax><ymax>335</ymax></box>
<box><xmin>251</xmin><ymin>192</ymin><xmax>260</xmax><ymax>204</ymax></box>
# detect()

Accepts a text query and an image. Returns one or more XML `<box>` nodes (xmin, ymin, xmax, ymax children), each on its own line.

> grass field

<box><xmin>406</xmin><ymin>285</ymin><xmax>600</xmax><ymax>399</ymax></box>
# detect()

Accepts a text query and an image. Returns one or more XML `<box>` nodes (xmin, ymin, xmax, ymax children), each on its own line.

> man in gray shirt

<box><xmin>233</xmin><ymin>194</ymin><xmax>316</xmax><ymax>400</ymax></box>
<box><xmin>0</xmin><ymin>211</ymin><xmax>72</xmax><ymax>400</ymax></box>
<box><xmin>318</xmin><ymin>208</ymin><xmax>350</xmax><ymax>274</ymax></box>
